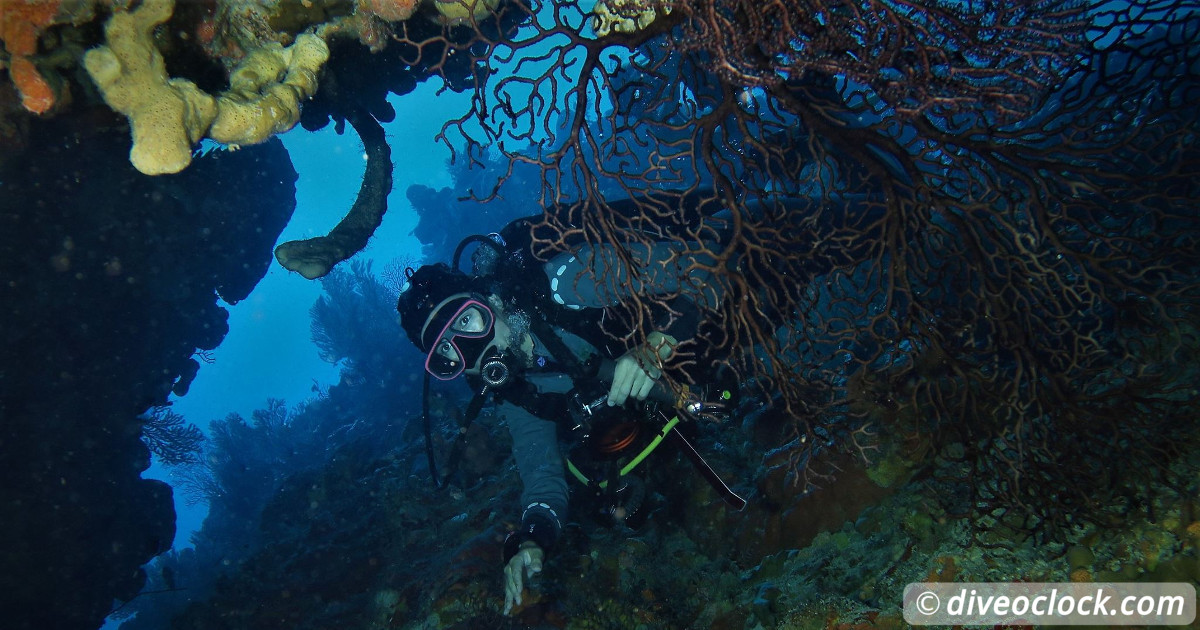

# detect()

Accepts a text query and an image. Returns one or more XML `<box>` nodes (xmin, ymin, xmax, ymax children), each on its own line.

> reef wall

<box><xmin>0</xmin><ymin>117</ymin><xmax>297</xmax><ymax>629</ymax></box>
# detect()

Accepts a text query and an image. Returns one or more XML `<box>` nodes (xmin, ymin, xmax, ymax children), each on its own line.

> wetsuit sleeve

<box><xmin>498</xmin><ymin>400</ymin><xmax>566</xmax><ymax>554</ymax></box>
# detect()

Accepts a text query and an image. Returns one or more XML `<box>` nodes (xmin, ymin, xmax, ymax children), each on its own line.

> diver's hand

<box><xmin>503</xmin><ymin>541</ymin><xmax>543</xmax><ymax>615</ymax></box>
<box><xmin>608</xmin><ymin>351</ymin><xmax>660</xmax><ymax>406</ymax></box>
<box><xmin>608</xmin><ymin>331</ymin><xmax>677</xmax><ymax>406</ymax></box>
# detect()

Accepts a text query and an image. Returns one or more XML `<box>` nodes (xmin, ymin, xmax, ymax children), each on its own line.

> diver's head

<box><xmin>423</xmin><ymin>293</ymin><xmax>505</xmax><ymax>380</ymax></box>
<box><xmin>397</xmin><ymin>264</ymin><xmax>522</xmax><ymax>380</ymax></box>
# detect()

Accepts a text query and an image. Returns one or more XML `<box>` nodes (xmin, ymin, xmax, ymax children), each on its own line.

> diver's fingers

<box><xmin>633</xmin><ymin>374</ymin><xmax>656</xmax><ymax>401</ymax></box>
<box><xmin>608</xmin><ymin>360</ymin><xmax>634</xmax><ymax>405</ymax></box>
<box><xmin>606</xmin><ymin>379</ymin><xmax>624</xmax><ymax>406</ymax></box>
<box><xmin>512</xmin><ymin>564</ymin><xmax>524</xmax><ymax>599</ymax></box>
<box><xmin>504</xmin><ymin>565</ymin><xmax>523</xmax><ymax>614</ymax></box>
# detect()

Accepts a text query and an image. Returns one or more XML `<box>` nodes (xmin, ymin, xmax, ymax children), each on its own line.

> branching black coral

<box><xmin>142</xmin><ymin>407</ymin><xmax>205</xmax><ymax>467</ymax></box>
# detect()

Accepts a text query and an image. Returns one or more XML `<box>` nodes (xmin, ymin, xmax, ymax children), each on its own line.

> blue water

<box><xmin>148</xmin><ymin>83</ymin><xmax>469</xmax><ymax>550</ymax></box>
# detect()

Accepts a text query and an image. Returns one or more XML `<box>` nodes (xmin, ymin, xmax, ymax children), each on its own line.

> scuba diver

<box><xmin>395</xmin><ymin>209</ymin><xmax>743</xmax><ymax>616</ymax></box>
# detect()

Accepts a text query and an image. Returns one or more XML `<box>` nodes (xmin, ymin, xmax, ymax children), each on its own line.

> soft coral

<box><xmin>1</xmin><ymin>0</ymin><xmax>64</xmax><ymax>113</ymax></box>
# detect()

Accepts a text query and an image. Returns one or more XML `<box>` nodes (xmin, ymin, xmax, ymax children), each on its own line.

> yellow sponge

<box><xmin>83</xmin><ymin>0</ymin><xmax>217</xmax><ymax>175</ymax></box>
<box><xmin>209</xmin><ymin>34</ymin><xmax>330</xmax><ymax>147</ymax></box>
<box><xmin>84</xmin><ymin>0</ymin><xmax>330</xmax><ymax>175</ymax></box>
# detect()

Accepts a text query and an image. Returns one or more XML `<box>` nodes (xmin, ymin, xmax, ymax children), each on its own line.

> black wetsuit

<box><xmin>469</xmin><ymin>217</ymin><xmax>709</xmax><ymax>558</ymax></box>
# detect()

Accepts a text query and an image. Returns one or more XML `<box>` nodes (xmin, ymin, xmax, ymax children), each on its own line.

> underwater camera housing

<box><xmin>564</xmin><ymin>363</ymin><xmax>748</xmax><ymax>524</ymax></box>
<box><xmin>565</xmin><ymin>383</ymin><xmax>669</xmax><ymax>528</ymax></box>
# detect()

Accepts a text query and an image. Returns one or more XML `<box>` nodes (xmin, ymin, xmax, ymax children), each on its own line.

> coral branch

<box><xmin>142</xmin><ymin>407</ymin><xmax>206</xmax><ymax>467</ymax></box>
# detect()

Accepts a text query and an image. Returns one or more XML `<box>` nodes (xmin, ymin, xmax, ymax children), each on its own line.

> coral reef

<box><xmin>3</xmin><ymin>0</ymin><xmax>523</xmax><ymax>176</ymax></box>
<box><xmin>297</xmin><ymin>0</ymin><xmax>526</xmax><ymax>132</ymax></box>
<box><xmin>428</xmin><ymin>0</ymin><xmax>500</xmax><ymax>25</ymax></box>
<box><xmin>362</xmin><ymin>0</ymin><xmax>421</xmax><ymax>23</ymax></box>
<box><xmin>82</xmin><ymin>0</ymin><xmax>219</xmax><ymax>175</ymax></box>
<box><xmin>407</xmin><ymin>151</ymin><xmax>546</xmax><ymax>262</ymax></box>
<box><xmin>592</xmin><ymin>0</ymin><xmax>669</xmax><ymax>37</ymax></box>
<box><xmin>0</xmin><ymin>116</ymin><xmax>297</xmax><ymax>630</ymax></box>
<box><xmin>1</xmin><ymin>1</ymin><xmax>1197</xmax><ymax>629</ymax></box>
<box><xmin>142</xmin><ymin>407</ymin><xmax>206</xmax><ymax>466</ymax></box>
<box><xmin>1</xmin><ymin>0</ymin><xmax>526</xmax><ymax>282</ymax></box>
<box><xmin>447</xmin><ymin>0</ymin><xmax>1200</xmax><ymax>541</ymax></box>
<box><xmin>0</xmin><ymin>0</ymin><xmax>68</xmax><ymax>113</ymax></box>
<box><xmin>308</xmin><ymin>259</ymin><xmax>411</xmax><ymax>377</ymax></box>
<box><xmin>120</xmin><ymin>348</ymin><xmax>1200</xmax><ymax>629</ymax></box>
<box><xmin>207</xmin><ymin>33</ymin><xmax>329</xmax><ymax>147</ymax></box>
<box><xmin>83</xmin><ymin>0</ymin><xmax>330</xmax><ymax>175</ymax></box>
<box><xmin>8</xmin><ymin>54</ymin><xmax>53</xmax><ymax>112</ymax></box>
<box><xmin>708</xmin><ymin>444</ymin><xmax>1200</xmax><ymax>629</ymax></box>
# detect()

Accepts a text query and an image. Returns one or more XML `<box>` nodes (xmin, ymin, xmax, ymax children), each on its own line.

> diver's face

<box><xmin>422</xmin><ymin>293</ymin><xmax>497</xmax><ymax>380</ymax></box>
<box><xmin>422</xmin><ymin>293</ymin><xmax>531</xmax><ymax>379</ymax></box>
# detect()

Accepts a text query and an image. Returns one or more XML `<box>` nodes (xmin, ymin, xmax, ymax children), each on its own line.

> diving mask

<box><xmin>423</xmin><ymin>297</ymin><xmax>496</xmax><ymax>380</ymax></box>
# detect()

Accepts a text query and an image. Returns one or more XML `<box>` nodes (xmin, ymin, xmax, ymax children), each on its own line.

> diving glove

<box><xmin>608</xmin><ymin>331</ymin><xmax>677</xmax><ymax>406</ymax></box>
<box><xmin>503</xmin><ymin>541</ymin><xmax>543</xmax><ymax>615</ymax></box>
